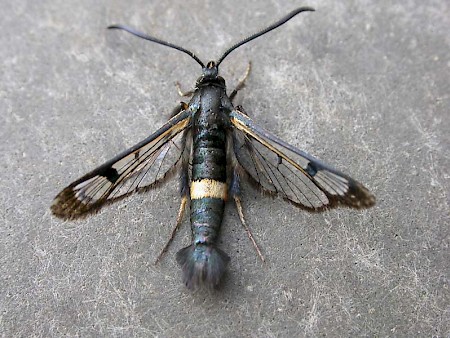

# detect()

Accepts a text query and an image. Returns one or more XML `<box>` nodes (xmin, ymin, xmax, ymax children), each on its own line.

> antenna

<box><xmin>108</xmin><ymin>24</ymin><xmax>205</xmax><ymax>67</ymax></box>
<box><xmin>108</xmin><ymin>7</ymin><xmax>314</xmax><ymax>69</ymax></box>
<box><xmin>216</xmin><ymin>7</ymin><xmax>314</xmax><ymax>66</ymax></box>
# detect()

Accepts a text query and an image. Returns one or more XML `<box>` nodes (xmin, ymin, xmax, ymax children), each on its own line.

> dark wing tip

<box><xmin>51</xmin><ymin>187</ymin><xmax>101</xmax><ymax>220</ymax></box>
<box><xmin>325</xmin><ymin>179</ymin><xmax>375</xmax><ymax>210</ymax></box>
<box><xmin>346</xmin><ymin>180</ymin><xmax>376</xmax><ymax>209</ymax></box>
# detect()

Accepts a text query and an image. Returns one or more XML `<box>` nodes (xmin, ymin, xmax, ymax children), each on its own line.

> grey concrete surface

<box><xmin>1</xmin><ymin>0</ymin><xmax>449</xmax><ymax>336</ymax></box>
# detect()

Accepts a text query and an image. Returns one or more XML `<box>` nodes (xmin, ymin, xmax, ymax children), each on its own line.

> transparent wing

<box><xmin>51</xmin><ymin>109</ymin><xmax>192</xmax><ymax>219</ymax></box>
<box><xmin>230</xmin><ymin>108</ymin><xmax>375</xmax><ymax>211</ymax></box>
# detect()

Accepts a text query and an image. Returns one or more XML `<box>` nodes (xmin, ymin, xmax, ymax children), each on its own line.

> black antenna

<box><xmin>108</xmin><ymin>24</ymin><xmax>205</xmax><ymax>68</ymax></box>
<box><xmin>216</xmin><ymin>7</ymin><xmax>315</xmax><ymax>66</ymax></box>
<box><xmin>108</xmin><ymin>7</ymin><xmax>314</xmax><ymax>69</ymax></box>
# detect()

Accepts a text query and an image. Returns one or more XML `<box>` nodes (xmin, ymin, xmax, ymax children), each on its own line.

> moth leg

<box><xmin>175</xmin><ymin>81</ymin><xmax>195</xmax><ymax>97</ymax></box>
<box><xmin>230</xmin><ymin>166</ymin><xmax>265</xmax><ymax>262</ymax></box>
<box><xmin>154</xmin><ymin>195</ymin><xmax>187</xmax><ymax>264</ymax></box>
<box><xmin>229</xmin><ymin>61</ymin><xmax>252</xmax><ymax>102</ymax></box>
<box><xmin>155</xmin><ymin>133</ymin><xmax>191</xmax><ymax>264</ymax></box>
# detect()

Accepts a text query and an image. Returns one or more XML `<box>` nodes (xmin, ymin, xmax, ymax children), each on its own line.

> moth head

<box><xmin>196</xmin><ymin>61</ymin><xmax>225</xmax><ymax>87</ymax></box>
<box><xmin>202</xmin><ymin>61</ymin><xmax>218</xmax><ymax>79</ymax></box>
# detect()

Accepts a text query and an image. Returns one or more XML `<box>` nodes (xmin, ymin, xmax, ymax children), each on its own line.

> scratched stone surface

<box><xmin>1</xmin><ymin>0</ymin><xmax>449</xmax><ymax>336</ymax></box>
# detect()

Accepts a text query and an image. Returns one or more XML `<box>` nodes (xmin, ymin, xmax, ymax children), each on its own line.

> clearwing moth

<box><xmin>52</xmin><ymin>7</ymin><xmax>375</xmax><ymax>289</ymax></box>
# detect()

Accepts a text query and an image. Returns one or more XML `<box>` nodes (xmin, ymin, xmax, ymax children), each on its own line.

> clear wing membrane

<box><xmin>230</xmin><ymin>108</ymin><xmax>375</xmax><ymax>211</ymax></box>
<box><xmin>51</xmin><ymin>110</ymin><xmax>192</xmax><ymax>219</ymax></box>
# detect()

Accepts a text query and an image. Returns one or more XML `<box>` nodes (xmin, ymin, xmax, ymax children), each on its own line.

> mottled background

<box><xmin>1</xmin><ymin>0</ymin><xmax>448</xmax><ymax>336</ymax></box>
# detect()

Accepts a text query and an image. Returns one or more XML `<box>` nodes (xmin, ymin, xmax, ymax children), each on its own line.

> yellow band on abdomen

<box><xmin>190</xmin><ymin>179</ymin><xmax>228</xmax><ymax>200</ymax></box>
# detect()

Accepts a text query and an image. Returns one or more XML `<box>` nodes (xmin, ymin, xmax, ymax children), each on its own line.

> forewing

<box><xmin>230</xmin><ymin>109</ymin><xmax>375</xmax><ymax>211</ymax></box>
<box><xmin>51</xmin><ymin>110</ymin><xmax>192</xmax><ymax>219</ymax></box>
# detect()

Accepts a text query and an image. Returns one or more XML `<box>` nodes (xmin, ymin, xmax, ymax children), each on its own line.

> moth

<box><xmin>51</xmin><ymin>7</ymin><xmax>375</xmax><ymax>289</ymax></box>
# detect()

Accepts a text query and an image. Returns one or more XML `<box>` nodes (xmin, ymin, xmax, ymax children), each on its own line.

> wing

<box><xmin>51</xmin><ymin>109</ymin><xmax>192</xmax><ymax>220</ymax></box>
<box><xmin>230</xmin><ymin>108</ymin><xmax>375</xmax><ymax>211</ymax></box>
